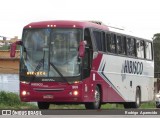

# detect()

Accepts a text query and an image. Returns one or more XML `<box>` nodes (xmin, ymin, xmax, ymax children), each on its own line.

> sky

<box><xmin>0</xmin><ymin>0</ymin><xmax>160</xmax><ymax>39</ymax></box>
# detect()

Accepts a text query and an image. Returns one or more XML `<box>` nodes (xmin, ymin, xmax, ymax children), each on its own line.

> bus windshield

<box><xmin>21</xmin><ymin>28</ymin><xmax>82</xmax><ymax>78</ymax></box>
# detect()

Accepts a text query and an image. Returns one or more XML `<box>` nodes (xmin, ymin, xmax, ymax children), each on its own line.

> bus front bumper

<box><xmin>20</xmin><ymin>89</ymin><xmax>85</xmax><ymax>103</ymax></box>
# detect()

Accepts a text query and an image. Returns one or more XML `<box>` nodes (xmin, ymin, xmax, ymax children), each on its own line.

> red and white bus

<box><xmin>10</xmin><ymin>20</ymin><xmax>154</xmax><ymax>109</ymax></box>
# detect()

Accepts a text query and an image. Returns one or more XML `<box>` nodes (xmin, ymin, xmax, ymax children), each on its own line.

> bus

<box><xmin>10</xmin><ymin>20</ymin><xmax>154</xmax><ymax>109</ymax></box>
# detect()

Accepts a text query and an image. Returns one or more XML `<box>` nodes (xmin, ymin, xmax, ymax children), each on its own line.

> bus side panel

<box><xmin>98</xmin><ymin>54</ymin><xmax>154</xmax><ymax>102</ymax></box>
<box><xmin>91</xmin><ymin>53</ymin><xmax>126</xmax><ymax>102</ymax></box>
<box><xmin>95</xmin><ymin>72</ymin><xmax>126</xmax><ymax>102</ymax></box>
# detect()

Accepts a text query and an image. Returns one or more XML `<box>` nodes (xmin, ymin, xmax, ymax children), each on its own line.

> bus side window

<box><xmin>106</xmin><ymin>33</ymin><xmax>110</xmax><ymax>52</ymax></box>
<box><xmin>84</xmin><ymin>29</ymin><xmax>92</xmax><ymax>49</ymax></box>
<box><xmin>117</xmin><ymin>35</ymin><xmax>122</xmax><ymax>54</ymax></box>
<box><xmin>93</xmin><ymin>31</ymin><xmax>102</xmax><ymax>51</ymax></box>
<box><xmin>127</xmin><ymin>38</ymin><xmax>136</xmax><ymax>57</ymax></box>
<box><xmin>107</xmin><ymin>33</ymin><xmax>116</xmax><ymax>53</ymax></box>
<box><xmin>102</xmin><ymin>32</ymin><xmax>106</xmax><ymax>52</ymax></box>
<box><xmin>136</xmin><ymin>40</ymin><xmax>144</xmax><ymax>59</ymax></box>
<box><xmin>122</xmin><ymin>36</ymin><xmax>127</xmax><ymax>55</ymax></box>
<box><xmin>145</xmin><ymin>41</ymin><xmax>152</xmax><ymax>60</ymax></box>
<box><xmin>117</xmin><ymin>35</ymin><xmax>127</xmax><ymax>55</ymax></box>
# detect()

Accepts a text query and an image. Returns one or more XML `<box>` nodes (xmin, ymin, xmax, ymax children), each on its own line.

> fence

<box><xmin>0</xmin><ymin>50</ymin><xmax>19</xmax><ymax>93</ymax></box>
<box><xmin>0</xmin><ymin>74</ymin><xmax>19</xmax><ymax>93</ymax></box>
<box><xmin>0</xmin><ymin>50</ymin><xmax>20</xmax><ymax>59</ymax></box>
<box><xmin>0</xmin><ymin>50</ymin><xmax>19</xmax><ymax>74</ymax></box>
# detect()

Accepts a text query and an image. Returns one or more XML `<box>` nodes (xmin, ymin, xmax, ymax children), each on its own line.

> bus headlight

<box><xmin>73</xmin><ymin>90</ymin><xmax>79</xmax><ymax>96</ymax></box>
<box><xmin>156</xmin><ymin>94</ymin><xmax>160</xmax><ymax>98</ymax></box>
<box><xmin>22</xmin><ymin>91</ymin><xmax>27</xmax><ymax>96</ymax></box>
<box><xmin>22</xmin><ymin>91</ymin><xmax>30</xmax><ymax>96</ymax></box>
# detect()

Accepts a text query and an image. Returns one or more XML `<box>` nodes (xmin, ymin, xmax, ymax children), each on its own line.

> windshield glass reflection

<box><xmin>21</xmin><ymin>28</ymin><xmax>81</xmax><ymax>78</ymax></box>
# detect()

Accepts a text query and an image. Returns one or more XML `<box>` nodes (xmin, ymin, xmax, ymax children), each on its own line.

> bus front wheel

<box><xmin>37</xmin><ymin>102</ymin><xmax>50</xmax><ymax>109</ymax></box>
<box><xmin>85</xmin><ymin>86</ymin><xmax>101</xmax><ymax>109</ymax></box>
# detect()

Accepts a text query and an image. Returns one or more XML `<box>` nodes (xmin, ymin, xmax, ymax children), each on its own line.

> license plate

<box><xmin>43</xmin><ymin>95</ymin><xmax>53</xmax><ymax>99</ymax></box>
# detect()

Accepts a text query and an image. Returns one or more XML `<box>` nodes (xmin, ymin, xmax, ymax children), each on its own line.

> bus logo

<box><xmin>122</xmin><ymin>60</ymin><xmax>143</xmax><ymax>75</ymax></box>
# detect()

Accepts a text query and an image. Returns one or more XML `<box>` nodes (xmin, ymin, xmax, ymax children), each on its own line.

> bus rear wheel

<box><xmin>124</xmin><ymin>87</ymin><xmax>141</xmax><ymax>109</ymax></box>
<box><xmin>85</xmin><ymin>86</ymin><xmax>101</xmax><ymax>109</ymax></box>
<box><xmin>156</xmin><ymin>102</ymin><xmax>160</xmax><ymax>108</ymax></box>
<box><xmin>133</xmin><ymin>87</ymin><xmax>141</xmax><ymax>108</ymax></box>
<box><xmin>37</xmin><ymin>102</ymin><xmax>50</xmax><ymax>109</ymax></box>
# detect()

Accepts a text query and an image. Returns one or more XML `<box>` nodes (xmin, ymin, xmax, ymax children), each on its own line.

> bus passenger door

<box><xmin>83</xmin><ymin>28</ymin><xmax>93</xmax><ymax>79</ymax></box>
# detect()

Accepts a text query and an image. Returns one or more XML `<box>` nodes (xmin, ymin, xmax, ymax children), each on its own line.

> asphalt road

<box><xmin>1</xmin><ymin>109</ymin><xmax>160</xmax><ymax>118</ymax></box>
<box><xmin>1</xmin><ymin>115</ymin><xmax>160</xmax><ymax>118</ymax></box>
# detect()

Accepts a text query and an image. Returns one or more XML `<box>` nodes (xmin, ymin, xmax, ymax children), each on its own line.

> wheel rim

<box><xmin>136</xmin><ymin>92</ymin><xmax>140</xmax><ymax>106</ymax></box>
<box><xmin>95</xmin><ymin>89</ymin><xmax>100</xmax><ymax>106</ymax></box>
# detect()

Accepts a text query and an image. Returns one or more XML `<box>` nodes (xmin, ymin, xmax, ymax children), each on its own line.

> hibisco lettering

<box><xmin>122</xmin><ymin>60</ymin><xmax>143</xmax><ymax>75</ymax></box>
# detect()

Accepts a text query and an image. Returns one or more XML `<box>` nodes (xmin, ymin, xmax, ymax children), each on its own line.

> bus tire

<box><xmin>124</xmin><ymin>87</ymin><xmax>141</xmax><ymax>109</ymax></box>
<box><xmin>124</xmin><ymin>103</ymin><xmax>132</xmax><ymax>109</ymax></box>
<box><xmin>132</xmin><ymin>87</ymin><xmax>141</xmax><ymax>108</ymax></box>
<box><xmin>37</xmin><ymin>102</ymin><xmax>50</xmax><ymax>109</ymax></box>
<box><xmin>85</xmin><ymin>86</ymin><xmax>101</xmax><ymax>109</ymax></box>
<box><xmin>156</xmin><ymin>102</ymin><xmax>160</xmax><ymax>108</ymax></box>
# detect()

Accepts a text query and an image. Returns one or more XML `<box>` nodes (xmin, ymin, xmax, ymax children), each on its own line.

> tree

<box><xmin>153</xmin><ymin>33</ymin><xmax>160</xmax><ymax>78</ymax></box>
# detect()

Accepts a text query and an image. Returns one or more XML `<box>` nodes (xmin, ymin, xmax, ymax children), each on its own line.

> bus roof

<box><xmin>108</xmin><ymin>27</ymin><xmax>152</xmax><ymax>41</ymax></box>
<box><xmin>24</xmin><ymin>20</ymin><xmax>109</xmax><ymax>31</ymax></box>
<box><xmin>24</xmin><ymin>20</ymin><xmax>151</xmax><ymax>41</ymax></box>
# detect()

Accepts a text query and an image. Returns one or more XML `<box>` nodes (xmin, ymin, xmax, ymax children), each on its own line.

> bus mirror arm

<box><xmin>10</xmin><ymin>41</ymin><xmax>22</xmax><ymax>57</ymax></box>
<box><xmin>78</xmin><ymin>41</ymin><xmax>86</xmax><ymax>58</ymax></box>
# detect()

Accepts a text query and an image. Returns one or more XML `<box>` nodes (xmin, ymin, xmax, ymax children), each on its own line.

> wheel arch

<box><xmin>136</xmin><ymin>85</ymin><xmax>141</xmax><ymax>103</ymax></box>
<box><xmin>136</xmin><ymin>86</ymin><xmax>141</xmax><ymax>97</ymax></box>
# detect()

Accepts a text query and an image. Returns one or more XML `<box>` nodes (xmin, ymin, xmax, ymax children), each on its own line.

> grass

<box><xmin>49</xmin><ymin>104</ymin><xmax>124</xmax><ymax>109</ymax></box>
<box><xmin>0</xmin><ymin>45</ymin><xmax>10</xmax><ymax>50</ymax></box>
<box><xmin>0</xmin><ymin>91</ymin><xmax>156</xmax><ymax>109</ymax></box>
<box><xmin>0</xmin><ymin>91</ymin><xmax>37</xmax><ymax>109</ymax></box>
<box><xmin>49</xmin><ymin>102</ymin><xmax>156</xmax><ymax>109</ymax></box>
<box><xmin>0</xmin><ymin>45</ymin><xmax>20</xmax><ymax>50</ymax></box>
<box><xmin>140</xmin><ymin>102</ymin><xmax>156</xmax><ymax>109</ymax></box>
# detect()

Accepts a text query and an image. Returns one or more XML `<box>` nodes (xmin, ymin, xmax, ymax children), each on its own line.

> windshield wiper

<box><xmin>30</xmin><ymin>50</ymin><xmax>69</xmax><ymax>84</ymax></box>
<box><xmin>31</xmin><ymin>50</ymin><xmax>47</xmax><ymax>81</ymax></box>
<box><xmin>49</xmin><ymin>62</ymin><xmax>69</xmax><ymax>84</ymax></box>
<box><xmin>30</xmin><ymin>60</ymin><xmax>70</xmax><ymax>84</ymax></box>
<box><xmin>30</xmin><ymin>59</ymin><xmax>44</xmax><ymax>81</ymax></box>
<box><xmin>34</xmin><ymin>59</ymin><xmax>44</xmax><ymax>72</ymax></box>
<box><xmin>34</xmin><ymin>51</ymin><xmax>45</xmax><ymax>73</ymax></box>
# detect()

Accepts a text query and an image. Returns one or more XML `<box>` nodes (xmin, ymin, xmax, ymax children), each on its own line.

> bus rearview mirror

<box><xmin>10</xmin><ymin>41</ymin><xmax>22</xmax><ymax>57</ymax></box>
<box><xmin>78</xmin><ymin>41</ymin><xmax>86</xmax><ymax>58</ymax></box>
